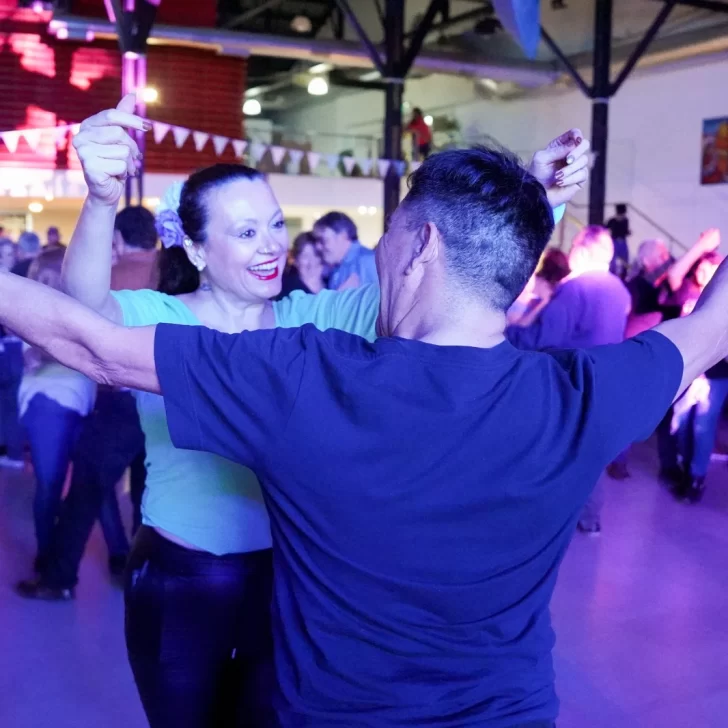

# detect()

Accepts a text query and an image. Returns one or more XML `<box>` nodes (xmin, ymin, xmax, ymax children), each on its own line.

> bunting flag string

<box><xmin>0</xmin><ymin>121</ymin><xmax>417</xmax><ymax>180</ymax></box>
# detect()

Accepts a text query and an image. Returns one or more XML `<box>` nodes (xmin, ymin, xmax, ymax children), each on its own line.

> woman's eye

<box><xmin>239</xmin><ymin>229</ymin><xmax>256</xmax><ymax>239</ymax></box>
<box><xmin>273</xmin><ymin>219</ymin><xmax>286</xmax><ymax>230</ymax></box>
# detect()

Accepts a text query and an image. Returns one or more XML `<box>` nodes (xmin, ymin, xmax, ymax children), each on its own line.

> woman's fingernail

<box><xmin>142</xmin><ymin>121</ymin><xmax>153</xmax><ymax>132</ymax></box>
<box><xmin>566</xmin><ymin>155</ymin><xmax>575</xmax><ymax>164</ymax></box>
<box><xmin>555</xmin><ymin>170</ymin><xmax>564</xmax><ymax>180</ymax></box>
<box><xmin>576</xmin><ymin>137</ymin><xmax>582</xmax><ymax>144</ymax></box>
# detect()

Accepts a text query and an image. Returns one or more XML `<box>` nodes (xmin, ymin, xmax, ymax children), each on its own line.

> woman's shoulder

<box><xmin>110</xmin><ymin>288</ymin><xmax>199</xmax><ymax>327</ymax></box>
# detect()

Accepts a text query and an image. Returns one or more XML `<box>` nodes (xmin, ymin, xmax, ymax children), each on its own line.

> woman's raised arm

<box><xmin>62</xmin><ymin>95</ymin><xmax>150</xmax><ymax>323</ymax></box>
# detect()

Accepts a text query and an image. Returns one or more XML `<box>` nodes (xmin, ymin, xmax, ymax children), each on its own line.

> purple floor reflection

<box><xmin>1</xmin><ymin>438</ymin><xmax>727</xmax><ymax>727</ymax></box>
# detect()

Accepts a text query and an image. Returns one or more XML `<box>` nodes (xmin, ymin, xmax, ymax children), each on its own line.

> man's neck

<box><xmin>392</xmin><ymin>295</ymin><xmax>506</xmax><ymax>349</ymax></box>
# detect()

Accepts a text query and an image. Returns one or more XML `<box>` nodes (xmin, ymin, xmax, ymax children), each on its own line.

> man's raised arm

<box><xmin>655</xmin><ymin>254</ymin><xmax>728</xmax><ymax>400</ymax></box>
<box><xmin>0</xmin><ymin>271</ymin><xmax>160</xmax><ymax>393</ymax></box>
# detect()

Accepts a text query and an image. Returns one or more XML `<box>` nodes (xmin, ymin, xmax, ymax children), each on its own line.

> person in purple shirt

<box><xmin>2</xmin><ymin>141</ymin><xmax>723</xmax><ymax>728</ymax></box>
<box><xmin>508</xmin><ymin>226</ymin><xmax>631</xmax><ymax>531</ymax></box>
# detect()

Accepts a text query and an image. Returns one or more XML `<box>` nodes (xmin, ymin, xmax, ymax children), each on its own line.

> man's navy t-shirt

<box><xmin>155</xmin><ymin>325</ymin><xmax>683</xmax><ymax>727</ymax></box>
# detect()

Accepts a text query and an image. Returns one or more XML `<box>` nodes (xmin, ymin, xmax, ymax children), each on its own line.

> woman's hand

<box><xmin>72</xmin><ymin>95</ymin><xmax>151</xmax><ymax>207</ymax></box>
<box><xmin>529</xmin><ymin>129</ymin><xmax>591</xmax><ymax>208</ymax></box>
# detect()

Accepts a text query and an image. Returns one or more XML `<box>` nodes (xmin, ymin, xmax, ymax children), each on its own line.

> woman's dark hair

<box><xmin>536</xmin><ymin>248</ymin><xmax>570</xmax><ymax>286</ymax></box>
<box><xmin>292</xmin><ymin>231</ymin><xmax>317</xmax><ymax>261</ymax></box>
<box><xmin>156</xmin><ymin>163</ymin><xmax>265</xmax><ymax>295</ymax></box>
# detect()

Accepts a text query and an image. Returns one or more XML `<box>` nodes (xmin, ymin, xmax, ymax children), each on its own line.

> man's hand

<box><xmin>529</xmin><ymin>129</ymin><xmax>591</xmax><ymax>208</ymax></box>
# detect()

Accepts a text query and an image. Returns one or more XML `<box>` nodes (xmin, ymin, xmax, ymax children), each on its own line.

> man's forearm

<box><xmin>0</xmin><ymin>272</ymin><xmax>160</xmax><ymax>393</ymax></box>
<box><xmin>62</xmin><ymin>197</ymin><xmax>119</xmax><ymax>319</ymax></box>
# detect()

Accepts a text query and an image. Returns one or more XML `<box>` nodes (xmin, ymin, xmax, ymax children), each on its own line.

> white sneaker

<box><xmin>0</xmin><ymin>456</ymin><xmax>24</xmax><ymax>470</ymax></box>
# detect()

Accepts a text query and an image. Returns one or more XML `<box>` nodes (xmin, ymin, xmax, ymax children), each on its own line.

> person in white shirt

<box><xmin>20</xmin><ymin>248</ymin><xmax>128</xmax><ymax>574</ymax></box>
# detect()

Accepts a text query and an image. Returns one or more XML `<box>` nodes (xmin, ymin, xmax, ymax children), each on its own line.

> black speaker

<box><xmin>492</xmin><ymin>0</ymin><xmax>541</xmax><ymax>59</ymax></box>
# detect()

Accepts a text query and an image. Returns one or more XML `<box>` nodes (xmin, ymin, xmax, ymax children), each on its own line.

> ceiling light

<box><xmin>291</xmin><ymin>15</ymin><xmax>312</xmax><ymax>33</ymax></box>
<box><xmin>367</xmin><ymin>207</ymin><xmax>377</xmax><ymax>216</ymax></box>
<box><xmin>307</xmin><ymin>77</ymin><xmax>329</xmax><ymax>96</ymax></box>
<box><xmin>358</xmin><ymin>206</ymin><xmax>367</xmax><ymax>215</ymax></box>
<box><xmin>44</xmin><ymin>192</ymin><xmax>54</xmax><ymax>202</ymax></box>
<box><xmin>309</xmin><ymin>63</ymin><xmax>331</xmax><ymax>75</ymax></box>
<box><xmin>424</xmin><ymin>115</ymin><xmax>433</xmax><ymax>126</ymax></box>
<box><xmin>140</xmin><ymin>86</ymin><xmax>159</xmax><ymax>104</ymax></box>
<box><xmin>480</xmin><ymin>78</ymin><xmax>498</xmax><ymax>92</ymax></box>
<box><xmin>243</xmin><ymin>98</ymin><xmax>262</xmax><ymax>116</ymax></box>
<box><xmin>28</xmin><ymin>202</ymin><xmax>43</xmax><ymax>213</ymax></box>
<box><xmin>55</xmin><ymin>26</ymin><xmax>68</xmax><ymax>40</ymax></box>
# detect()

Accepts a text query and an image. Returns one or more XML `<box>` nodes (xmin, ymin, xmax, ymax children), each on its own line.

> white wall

<box><xmin>284</xmin><ymin>55</ymin><xmax>728</xmax><ymax>255</ymax></box>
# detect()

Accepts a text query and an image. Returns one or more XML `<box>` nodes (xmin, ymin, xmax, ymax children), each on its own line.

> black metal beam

<box><xmin>373</xmin><ymin>0</ymin><xmax>385</xmax><ymax>28</ymax></box>
<box><xmin>540</xmin><ymin>27</ymin><xmax>591</xmax><ymax>98</ymax></box>
<box><xmin>611</xmin><ymin>1</ymin><xmax>675</xmax><ymax>94</ymax></box>
<box><xmin>329</xmin><ymin>71</ymin><xmax>388</xmax><ymax>91</ymax></box>
<box><xmin>224</xmin><ymin>0</ymin><xmax>284</xmax><ymax>30</ymax></box>
<box><xmin>588</xmin><ymin>0</ymin><xmax>613</xmax><ymax>226</ymax></box>
<box><xmin>383</xmin><ymin>0</ymin><xmax>405</xmax><ymax>224</ymax></box>
<box><xmin>660</xmin><ymin>0</ymin><xmax>728</xmax><ymax>11</ymax></box>
<box><xmin>335</xmin><ymin>0</ymin><xmax>387</xmax><ymax>76</ymax></box>
<box><xmin>403</xmin><ymin>6</ymin><xmax>489</xmax><ymax>40</ymax></box>
<box><xmin>401</xmin><ymin>0</ymin><xmax>448</xmax><ymax>76</ymax></box>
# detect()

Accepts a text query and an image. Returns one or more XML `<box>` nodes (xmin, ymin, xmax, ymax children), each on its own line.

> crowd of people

<box><xmin>0</xmin><ymin>94</ymin><xmax>726</xmax><ymax>728</ymax></box>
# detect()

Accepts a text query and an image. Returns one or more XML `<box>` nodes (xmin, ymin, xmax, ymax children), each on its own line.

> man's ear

<box><xmin>406</xmin><ymin>222</ymin><xmax>440</xmax><ymax>275</ymax></box>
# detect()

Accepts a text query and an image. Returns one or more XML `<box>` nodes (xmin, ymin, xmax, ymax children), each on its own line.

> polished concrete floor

<box><xmin>1</xmin><ymin>440</ymin><xmax>727</xmax><ymax>728</ymax></box>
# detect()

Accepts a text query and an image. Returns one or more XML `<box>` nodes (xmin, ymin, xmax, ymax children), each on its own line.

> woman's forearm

<box><xmin>0</xmin><ymin>271</ymin><xmax>159</xmax><ymax>392</ymax></box>
<box><xmin>62</xmin><ymin>196</ymin><xmax>121</xmax><ymax>322</ymax></box>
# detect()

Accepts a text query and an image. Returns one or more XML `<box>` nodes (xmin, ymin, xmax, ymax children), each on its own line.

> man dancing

<box><xmin>0</xmin><ymin>144</ymin><xmax>715</xmax><ymax>728</ymax></box>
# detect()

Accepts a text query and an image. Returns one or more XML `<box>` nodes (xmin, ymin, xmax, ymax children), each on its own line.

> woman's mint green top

<box><xmin>111</xmin><ymin>286</ymin><xmax>379</xmax><ymax>555</ymax></box>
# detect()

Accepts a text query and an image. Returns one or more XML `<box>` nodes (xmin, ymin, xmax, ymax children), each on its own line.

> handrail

<box><xmin>567</xmin><ymin>201</ymin><xmax>689</xmax><ymax>254</ymax></box>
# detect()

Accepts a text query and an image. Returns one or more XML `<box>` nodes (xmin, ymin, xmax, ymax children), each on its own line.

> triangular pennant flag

<box><xmin>326</xmin><ymin>154</ymin><xmax>339</xmax><ymax>171</ymax></box>
<box><xmin>1</xmin><ymin>132</ymin><xmax>20</xmax><ymax>154</ymax></box>
<box><xmin>269</xmin><ymin>145</ymin><xmax>287</xmax><ymax>167</ymax></box>
<box><xmin>21</xmin><ymin>129</ymin><xmax>41</xmax><ymax>152</ymax></box>
<box><xmin>288</xmin><ymin>148</ymin><xmax>304</xmax><ymax>173</ymax></box>
<box><xmin>410</xmin><ymin>160</ymin><xmax>422</xmax><ymax>172</ymax></box>
<box><xmin>377</xmin><ymin>159</ymin><xmax>391</xmax><ymax>178</ymax></box>
<box><xmin>305</xmin><ymin>151</ymin><xmax>321</xmax><ymax>171</ymax></box>
<box><xmin>250</xmin><ymin>142</ymin><xmax>267</xmax><ymax>163</ymax></box>
<box><xmin>193</xmin><ymin>131</ymin><xmax>209</xmax><ymax>152</ymax></box>
<box><xmin>342</xmin><ymin>156</ymin><xmax>356</xmax><ymax>175</ymax></box>
<box><xmin>359</xmin><ymin>158</ymin><xmax>373</xmax><ymax>176</ymax></box>
<box><xmin>212</xmin><ymin>135</ymin><xmax>229</xmax><ymax>156</ymax></box>
<box><xmin>153</xmin><ymin>122</ymin><xmax>171</xmax><ymax>144</ymax></box>
<box><xmin>232</xmin><ymin>139</ymin><xmax>247</xmax><ymax>158</ymax></box>
<box><xmin>172</xmin><ymin>126</ymin><xmax>191</xmax><ymax>148</ymax></box>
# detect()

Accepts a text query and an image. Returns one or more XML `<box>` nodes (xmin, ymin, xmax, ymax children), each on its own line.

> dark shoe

<box><xmin>685</xmin><ymin>476</ymin><xmax>706</xmax><ymax>504</ymax></box>
<box><xmin>659</xmin><ymin>465</ymin><xmax>684</xmax><ymax>489</ymax></box>
<box><xmin>108</xmin><ymin>554</ymin><xmax>128</xmax><ymax>578</ymax></box>
<box><xmin>606</xmin><ymin>461</ymin><xmax>630</xmax><ymax>480</ymax></box>
<box><xmin>577</xmin><ymin>522</ymin><xmax>602</xmax><ymax>536</ymax></box>
<box><xmin>16</xmin><ymin>577</ymin><xmax>74</xmax><ymax>601</ymax></box>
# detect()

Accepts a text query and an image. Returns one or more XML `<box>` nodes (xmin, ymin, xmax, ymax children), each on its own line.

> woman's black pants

<box><xmin>125</xmin><ymin>526</ymin><xmax>276</xmax><ymax>727</ymax></box>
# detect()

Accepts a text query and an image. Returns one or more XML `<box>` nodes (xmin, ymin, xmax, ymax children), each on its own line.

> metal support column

<box><xmin>588</xmin><ymin>0</ymin><xmax>612</xmax><ymax>226</ymax></box>
<box><xmin>383</xmin><ymin>0</ymin><xmax>406</xmax><ymax>224</ymax></box>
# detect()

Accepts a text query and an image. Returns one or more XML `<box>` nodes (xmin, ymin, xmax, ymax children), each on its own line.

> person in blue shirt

<box><xmin>1</xmin><ymin>141</ymin><xmax>718</xmax><ymax>728</ymax></box>
<box><xmin>313</xmin><ymin>210</ymin><xmax>378</xmax><ymax>289</ymax></box>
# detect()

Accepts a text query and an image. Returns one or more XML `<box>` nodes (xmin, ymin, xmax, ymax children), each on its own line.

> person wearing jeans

<box><xmin>673</xmin><ymin>364</ymin><xmax>728</xmax><ymax>502</ymax></box>
<box><xmin>0</xmin><ymin>337</ymin><xmax>25</xmax><ymax>468</ymax></box>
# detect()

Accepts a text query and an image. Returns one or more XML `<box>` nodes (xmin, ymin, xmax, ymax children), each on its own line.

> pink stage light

<box><xmin>56</xmin><ymin>26</ymin><xmax>68</xmax><ymax>40</ymax></box>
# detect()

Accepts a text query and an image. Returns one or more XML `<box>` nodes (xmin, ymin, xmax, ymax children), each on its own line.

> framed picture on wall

<box><xmin>701</xmin><ymin>118</ymin><xmax>728</xmax><ymax>185</ymax></box>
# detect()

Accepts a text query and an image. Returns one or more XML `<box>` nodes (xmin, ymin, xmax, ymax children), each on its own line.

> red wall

<box><xmin>71</xmin><ymin>0</ymin><xmax>217</xmax><ymax>28</ymax></box>
<box><xmin>0</xmin><ymin>0</ymin><xmax>244</xmax><ymax>174</ymax></box>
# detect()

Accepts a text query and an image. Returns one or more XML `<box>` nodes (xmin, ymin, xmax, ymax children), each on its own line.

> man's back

<box><xmin>508</xmin><ymin>272</ymin><xmax>630</xmax><ymax>351</ymax></box>
<box><xmin>157</xmin><ymin>324</ymin><xmax>683</xmax><ymax>727</ymax></box>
